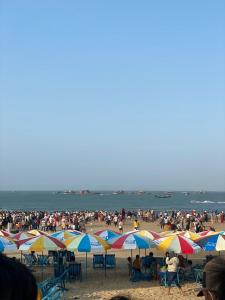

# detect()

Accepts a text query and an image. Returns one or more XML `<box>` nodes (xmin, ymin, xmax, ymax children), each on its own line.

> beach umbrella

<box><xmin>28</xmin><ymin>230</ymin><xmax>48</xmax><ymax>236</ymax></box>
<box><xmin>18</xmin><ymin>235</ymin><xmax>65</xmax><ymax>252</ymax></box>
<box><xmin>50</xmin><ymin>230</ymin><xmax>82</xmax><ymax>241</ymax></box>
<box><xmin>111</xmin><ymin>232</ymin><xmax>156</xmax><ymax>259</ymax></box>
<box><xmin>64</xmin><ymin>234</ymin><xmax>110</xmax><ymax>277</ymax></box>
<box><xmin>155</xmin><ymin>235</ymin><xmax>201</xmax><ymax>254</ymax></box>
<box><xmin>95</xmin><ymin>230</ymin><xmax>121</xmax><ymax>241</ymax></box>
<box><xmin>195</xmin><ymin>232</ymin><xmax>224</xmax><ymax>251</ymax></box>
<box><xmin>0</xmin><ymin>237</ymin><xmax>17</xmax><ymax>253</ymax></box>
<box><xmin>0</xmin><ymin>230</ymin><xmax>11</xmax><ymax>237</ymax></box>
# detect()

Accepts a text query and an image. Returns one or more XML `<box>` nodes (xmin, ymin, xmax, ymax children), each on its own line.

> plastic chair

<box><xmin>93</xmin><ymin>254</ymin><xmax>104</xmax><ymax>269</ymax></box>
<box><xmin>105</xmin><ymin>254</ymin><xmax>116</xmax><ymax>268</ymax></box>
<box><xmin>42</xmin><ymin>286</ymin><xmax>63</xmax><ymax>300</ymax></box>
<box><xmin>68</xmin><ymin>263</ymin><xmax>82</xmax><ymax>281</ymax></box>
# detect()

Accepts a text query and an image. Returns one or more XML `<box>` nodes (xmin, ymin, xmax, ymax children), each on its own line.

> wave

<box><xmin>190</xmin><ymin>200</ymin><xmax>214</xmax><ymax>204</ymax></box>
<box><xmin>190</xmin><ymin>200</ymin><xmax>225</xmax><ymax>204</ymax></box>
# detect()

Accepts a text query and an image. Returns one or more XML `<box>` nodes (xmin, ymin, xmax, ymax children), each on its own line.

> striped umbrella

<box><xmin>18</xmin><ymin>235</ymin><xmax>65</xmax><ymax>251</ymax></box>
<box><xmin>95</xmin><ymin>230</ymin><xmax>121</xmax><ymax>241</ymax></box>
<box><xmin>64</xmin><ymin>234</ymin><xmax>110</xmax><ymax>252</ymax></box>
<box><xmin>155</xmin><ymin>235</ymin><xmax>201</xmax><ymax>254</ymax></box>
<box><xmin>0</xmin><ymin>230</ymin><xmax>11</xmax><ymax>237</ymax></box>
<box><xmin>111</xmin><ymin>232</ymin><xmax>156</xmax><ymax>250</ymax></box>
<box><xmin>195</xmin><ymin>232</ymin><xmax>224</xmax><ymax>251</ymax></box>
<box><xmin>64</xmin><ymin>234</ymin><xmax>110</xmax><ymax>277</ymax></box>
<box><xmin>0</xmin><ymin>237</ymin><xmax>17</xmax><ymax>253</ymax></box>
<box><xmin>50</xmin><ymin>230</ymin><xmax>82</xmax><ymax>241</ymax></box>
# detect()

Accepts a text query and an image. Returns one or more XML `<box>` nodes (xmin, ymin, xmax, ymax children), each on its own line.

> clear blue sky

<box><xmin>0</xmin><ymin>1</ymin><xmax>225</xmax><ymax>191</ymax></box>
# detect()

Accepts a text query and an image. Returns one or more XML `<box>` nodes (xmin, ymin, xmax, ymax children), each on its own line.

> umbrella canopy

<box><xmin>138</xmin><ymin>230</ymin><xmax>161</xmax><ymax>240</ymax></box>
<box><xmin>0</xmin><ymin>230</ymin><xmax>11</xmax><ymax>237</ymax></box>
<box><xmin>111</xmin><ymin>232</ymin><xmax>155</xmax><ymax>250</ymax></box>
<box><xmin>64</xmin><ymin>234</ymin><xmax>110</xmax><ymax>252</ymax></box>
<box><xmin>50</xmin><ymin>230</ymin><xmax>82</xmax><ymax>241</ymax></box>
<box><xmin>215</xmin><ymin>235</ymin><xmax>225</xmax><ymax>251</ymax></box>
<box><xmin>28</xmin><ymin>230</ymin><xmax>48</xmax><ymax>236</ymax></box>
<box><xmin>0</xmin><ymin>237</ymin><xmax>17</xmax><ymax>253</ymax></box>
<box><xmin>13</xmin><ymin>232</ymin><xmax>32</xmax><ymax>241</ymax></box>
<box><xmin>155</xmin><ymin>235</ymin><xmax>201</xmax><ymax>254</ymax></box>
<box><xmin>198</xmin><ymin>231</ymin><xmax>217</xmax><ymax>237</ymax></box>
<box><xmin>182</xmin><ymin>231</ymin><xmax>199</xmax><ymax>241</ymax></box>
<box><xmin>95</xmin><ymin>230</ymin><xmax>121</xmax><ymax>241</ymax></box>
<box><xmin>19</xmin><ymin>235</ymin><xmax>65</xmax><ymax>252</ymax></box>
<box><xmin>195</xmin><ymin>232</ymin><xmax>223</xmax><ymax>251</ymax></box>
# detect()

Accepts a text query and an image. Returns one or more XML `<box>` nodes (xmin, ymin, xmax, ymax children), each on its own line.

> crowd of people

<box><xmin>0</xmin><ymin>208</ymin><xmax>224</xmax><ymax>234</ymax></box>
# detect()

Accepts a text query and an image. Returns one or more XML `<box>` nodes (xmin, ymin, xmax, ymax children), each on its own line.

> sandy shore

<box><xmin>55</xmin><ymin>220</ymin><xmax>224</xmax><ymax>300</ymax></box>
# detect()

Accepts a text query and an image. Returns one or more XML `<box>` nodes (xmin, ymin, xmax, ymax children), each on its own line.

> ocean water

<box><xmin>0</xmin><ymin>191</ymin><xmax>225</xmax><ymax>212</ymax></box>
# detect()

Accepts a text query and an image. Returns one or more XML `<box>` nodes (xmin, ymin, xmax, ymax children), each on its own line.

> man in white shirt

<box><xmin>165</xmin><ymin>252</ymin><xmax>182</xmax><ymax>295</ymax></box>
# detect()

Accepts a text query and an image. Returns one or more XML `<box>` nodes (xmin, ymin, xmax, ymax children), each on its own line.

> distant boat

<box><xmin>112</xmin><ymin>190</ymin><xmax>125</xmax><ymax>195</ymax></box>
<box><xmin>182</xmin><ymin>192</ymin><xmax>190</xmax><ymax>196</ymax></box>
<box><xmin>154</xmin><ymin>193</ymin><xmax>172</xmax><ymax>198</ymax></box>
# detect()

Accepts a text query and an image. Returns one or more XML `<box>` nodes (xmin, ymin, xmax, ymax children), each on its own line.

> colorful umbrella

<box><xmin>195</xmin><ymin>232</ymin><xmax>223</xmax><ymax>251</ymax></box>
<box><xmin>64</xmin><ymin>234</ymin><xmax>110</xmax><ymax>277</ymax></box>
<box><xmin>95</xmin><ymin>230</ymin><xmax>121</xmax><ymax>241</ymax></box>
<box><xmin>0</xmin><ymin>237</ymin><xmax>17</xmax><ymax>253</ymax></box>
<box><xmin>64</xmin><ymin>234</ymin><xmax>110</xmax><ymax>252</ymax></box>
<box><xmin>155</xmin><ymin>235</ymin><xmax>201</xmax><ymax>254</ymax></box>
<box><xmin>111</xmin><ymin>232</ymin><xmax>155</xmax><ymax>250</ymax></box>
<box><xmin>18</xmin><ymin>235</ymin><xmax>65</xmax><ymax>251</ymax></box>
<box><xmin>0</xmin><ymin>230</ymin><xmax>11</xmax><ymax>237</ymax></box>
<box><xmin>50</xmin><ymin>230</ymin><xmax>82</xmax><ymax>241</ymax></box>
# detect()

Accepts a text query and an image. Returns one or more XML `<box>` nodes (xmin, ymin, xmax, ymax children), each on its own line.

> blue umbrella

<box><xmin>195</xmin><ymin>232</ymin><xmax>224</xmax><ymax>251</ymax></box>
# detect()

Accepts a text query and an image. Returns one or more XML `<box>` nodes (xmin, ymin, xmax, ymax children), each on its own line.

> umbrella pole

<box><xmin>131</xmin><ymin>249</ymin><xmax>133</xmax><ymax>263</ymax></box>
<box><xmin>20</xmin><ymin>251</ymin><xmax>22</xmax><ymax>263</ymax></box>
<box><xmin>145</xmin><ymin>249</ymin><xmax>146</xmax><ymax>257</ymax></box>
<box><xmin>86</xmin><ymin>252</ymin><xmax>87</xmax><ymax>279</ymax></box>
<box><xmin>138</xmin><ymin>248</ymin><xmax>140</xmax><ymax>256</ymax></box>
<box><xmin>42</xmin><ymin>251</ymin><xmax>44</xmax><ymax>281</ymax></box>
<box><xmin>105</xmin><ymin>250</ymin><xmax>107</xmax><ymax>278</ymax></box>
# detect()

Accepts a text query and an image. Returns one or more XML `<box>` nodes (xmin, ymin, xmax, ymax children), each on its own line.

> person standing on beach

<box><xmin>118</xmin><ymin>219</ymin><xmax>123</xmax><ymax>233</ymax></box>
<box><xmin>133</xmin><ymin>219</ymin><xmax>140</xmax><ymax>230</ymax></box>
<box><xmin>166</xmin><ymin>252</ymin><xmax>182</xmax><ymax>295</ymax></box>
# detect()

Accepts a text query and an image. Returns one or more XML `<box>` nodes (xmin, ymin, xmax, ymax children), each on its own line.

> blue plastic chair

<box><xmin>105</xmin><ymin>254</ymin><xmax>116</xmax><ymax>268</ymax></box>
<box><xmin>93</xmin><ymin>254</ymin><xmax>104</xmax><ymax>269</ymax></box>
<box><xmin>42</xmin><ymin>286</ymin><xmax>63</xmax><ymax>300</ymax></box>
<box><xmin>68</xmin><ymin>263</ymin><xmax>82</xmax><ymax>281</ymax></box>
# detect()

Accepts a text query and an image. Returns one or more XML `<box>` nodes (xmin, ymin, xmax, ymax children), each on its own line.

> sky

<box><xmin>0</xmin><ymin>1</ymin><xmax>225</xmax><ymax>191</ymax></box>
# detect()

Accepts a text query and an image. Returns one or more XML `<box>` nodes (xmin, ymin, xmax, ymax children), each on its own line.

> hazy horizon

<box><xmin>1</xmin><ymin>1</ymin><xmax>225</xmax><ymax>191</ymax></box>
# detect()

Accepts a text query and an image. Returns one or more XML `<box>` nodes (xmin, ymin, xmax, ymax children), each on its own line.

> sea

<box><xmin>0</xmin><ymin>191</ymin><xmax>225</xmax><ymax>212</ymax></box>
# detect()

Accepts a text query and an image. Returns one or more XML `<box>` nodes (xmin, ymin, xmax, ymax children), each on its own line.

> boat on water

<box><xmin>182</xmin><ymin>192</ymin><xmax>190</xmax><ymax>196</ymax></box>
<box><xmin>154</xmin><ymin>193</ymin><xmax>172</xmax><ymax>198</ymax></box>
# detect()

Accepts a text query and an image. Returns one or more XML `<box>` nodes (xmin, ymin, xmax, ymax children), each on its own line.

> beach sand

<box><xmin>57</xmin><ymin>220</ymin><xmax>224</xmax><ymax>300</ymax></box>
